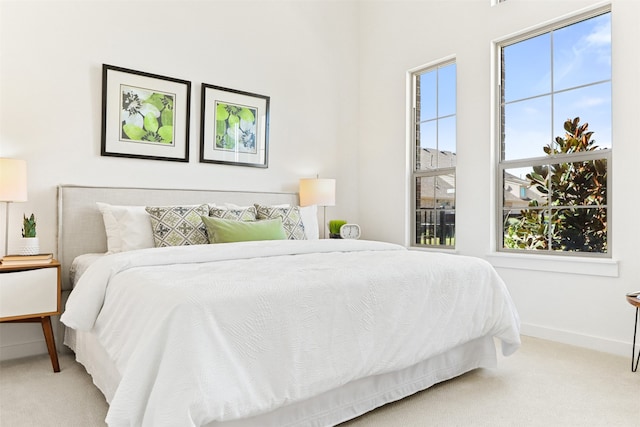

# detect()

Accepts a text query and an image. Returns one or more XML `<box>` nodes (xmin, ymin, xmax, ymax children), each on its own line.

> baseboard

<box><xmin>0</xmin><ymin>339</ymin><xmax>48</xmax><ymax>361</ymax></box>
<box><xmin>521</xmin><ymin>323</ymin><xmax>631</xmax><ymax>358</ymax></box>
<box><xmin>0</xmin><ymin>317</ymin><xmax>65</xmax><ymax>362</ymax></box>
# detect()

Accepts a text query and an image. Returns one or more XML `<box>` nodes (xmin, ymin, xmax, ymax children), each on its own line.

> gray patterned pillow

<box><xmin>209</xmin><ymin>206</ymin><xmax>257</xmax><ymax>222</ymax></box>
<box><xmin>254</xmin><ymin>205</ymin><xmax>306</xmax><ymax>240</ymax></box>
<box><xmin>145</xmin><ymin>204</ymin><xmax>209</xmax><ymax>247</ymax></box>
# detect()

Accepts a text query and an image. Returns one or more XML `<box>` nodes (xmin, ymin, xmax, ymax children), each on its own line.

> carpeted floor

<box><xmin>0</xmin><ymin>336</ymin><xmax>638</xmax><ymax>426</ymax></box>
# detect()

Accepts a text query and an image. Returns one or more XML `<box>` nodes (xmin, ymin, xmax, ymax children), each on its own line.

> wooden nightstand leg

<box><xmin>40</xmin><ymin>316</ymin><xmax>60</xmax><ymax>373</ymax></box>
<box><xmin>633</xmin><ymin>307</ymin><xmax>639</xmax><ymax>373</ymax></box>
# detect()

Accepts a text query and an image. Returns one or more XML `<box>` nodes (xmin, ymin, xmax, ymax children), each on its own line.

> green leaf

<box><xmin>238</xmin><ymin>108</ymin><xmax>255</xmax><ymax>123</ymax></box>
<box><xmin>529</xmin><ymin>172</ymin><xmax>544</xmax><ymax>182</ymax></box>
<box><xmin>146</xmin><ymin>93</ymin><xmax>166</xmax><ymax>111</ymax></box>
<box><xmin>228</xmin><ymin>114</ymin><xmax>240</xmax><ymax>126</ymax></box>
<box><xmin>158</xmin><ymin>126</ymin><xmax>173</xmax><ymax>143</ymax></box>
<box><xmin>161</xmin><ymin>108</ymin><xmax>173</xmax><ymax>126</ymax></box>
<box><xmin>144</xmin><ymin>113</ymin><xmax>159</xmax><ymax>133</ymax></box>
<box><xmin>122</xmin><ymin>124</ymin><xmax>145</xmax><ymax>140</ymax></box>
<box><xmin>216</xmin><ymin>120</ymin><xmax>226</xmax><ymax>136</ymax></box>
<box><xmin>216</xmin><ymin>103</ymin><xmax>229</xmax><ymax>120</ymax></box>
<box><xmin>223</xmin><ymin>134</ymin><xmax>235</xmax><ymax>149</ymax></box>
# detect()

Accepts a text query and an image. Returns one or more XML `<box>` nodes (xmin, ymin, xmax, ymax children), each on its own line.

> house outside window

<box><xmin>411</xmin><ymin>60</ymin><xmax>456</xmax><ymax>248</ymax></box>
<box><xmin>498</xmin><ymin>8</ymin><xmax>611</xmax><ymax>256</ymax></box>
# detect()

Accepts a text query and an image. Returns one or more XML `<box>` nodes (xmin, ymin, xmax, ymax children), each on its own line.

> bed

<box><xmin>57</xmin><ymin>184</ymin><xmax>521</xmax><ymax>427</ymax></box>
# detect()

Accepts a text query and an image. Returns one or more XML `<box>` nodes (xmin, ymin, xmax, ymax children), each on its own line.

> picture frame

<box><xmin>200</xmin><ymin>84</ymin><xmax>269</xmax><ymax>168</ymax></box>
<box><xmin>101</xmin><ymin>64</ymin><xmax>191</xmax><ymax>162</ymax></box>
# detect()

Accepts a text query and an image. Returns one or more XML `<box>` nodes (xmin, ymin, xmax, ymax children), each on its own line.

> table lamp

<box><xmin>0</xmin><ymin>158</ymin><xmax>28</xmax><ymax>256</ymax></box>
<box><xmin>299</xmin><ymin>177</ymin><xmax>335</xmax><ymax>239</ymax></box>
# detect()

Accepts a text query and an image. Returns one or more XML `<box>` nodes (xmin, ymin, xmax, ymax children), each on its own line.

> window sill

<box><xmin>486</xmin><ymin>252</ymin><xmax>618</xmax><ymax>277</ymax></box>
<box><xmin>409</xmin><ymin>245</ymin><xmax>458</xmax><ymax>254</ymax></box>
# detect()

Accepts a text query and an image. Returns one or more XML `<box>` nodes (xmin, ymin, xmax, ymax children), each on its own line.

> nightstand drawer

<box><xmin>0</xmin><ymin>267</ymin><xmax>59</xmax><ymax>319</ymax></box>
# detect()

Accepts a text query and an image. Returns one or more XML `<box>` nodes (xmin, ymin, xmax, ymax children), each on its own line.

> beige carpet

<box><xmin>0</xmin><ymin>336</ymin><xmax>638</xmax><ymax>426</ymax></box>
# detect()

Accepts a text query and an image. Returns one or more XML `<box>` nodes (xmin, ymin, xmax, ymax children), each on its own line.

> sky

<box><xmin>419</xmin><ymin>62</ymin><xmax>456</xmax><ymax>169</ymax></box>
<box><xmin>417</xmin><ymin>12</ymin><xmax>611</xmax><ymax>175</ymax></box>
<box><xmin>502</xmin><ymin>12</ymin><xmax>611</xmax><ymax>163</ymax></box>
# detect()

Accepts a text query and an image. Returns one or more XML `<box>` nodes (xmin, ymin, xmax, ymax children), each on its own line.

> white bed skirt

<box><xmin>65</xmin><ymin>327</ymin><xmax>498</xmax><ymax>427</ymax></box>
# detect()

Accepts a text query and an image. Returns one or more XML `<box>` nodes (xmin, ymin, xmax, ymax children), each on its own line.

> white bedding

<box><xmin>61</xmin><ymin>239</ymin><xmax>520</xmax><ymax>427</ymax></box>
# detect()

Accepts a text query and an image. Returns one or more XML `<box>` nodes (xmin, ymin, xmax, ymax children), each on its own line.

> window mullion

<box><xmin>501</xmin><ymin>149</ymin><xmax>610</xmax><ymax>169</ymax></box>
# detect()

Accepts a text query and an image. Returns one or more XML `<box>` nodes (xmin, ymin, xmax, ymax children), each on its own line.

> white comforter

<box><xmin>62</xmin><ymin>239</ymin><xmax>520</xmax><ymax>427</ymax></box>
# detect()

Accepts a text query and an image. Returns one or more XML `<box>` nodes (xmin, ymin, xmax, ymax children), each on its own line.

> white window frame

<box><xmin>409</xmin><ymin>56</ymin><xmax>457</xmax><ymax>250</ymax></box>
<box><xmin>490</xmin><ymin>4</ymin><xmax>617</xmax><ymax>276</ymax></box>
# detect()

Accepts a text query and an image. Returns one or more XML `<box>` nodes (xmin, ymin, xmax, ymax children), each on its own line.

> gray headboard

<box><xmin>56</xmin><ymin>185</ymin><xmax>298</xmax><ymax>292</ymax></box>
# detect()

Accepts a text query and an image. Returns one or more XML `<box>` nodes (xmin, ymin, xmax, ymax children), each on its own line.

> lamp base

<box><xmin>3</xmin><ymin>201</ymin><xmax>10</xmax><ymax>257</ymax></box>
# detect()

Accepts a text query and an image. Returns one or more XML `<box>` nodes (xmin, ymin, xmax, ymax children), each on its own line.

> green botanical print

<box><xmin>215</xmin><ymin>102</ymin><xmax>257</xmax><ymax>153</ymax></box>
<box><xmin>121</xmin><ymin>85</ymin><xmax>175</xmax><ymax>145</ymax></box>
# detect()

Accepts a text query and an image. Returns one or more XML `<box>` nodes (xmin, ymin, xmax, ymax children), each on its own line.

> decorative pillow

<box><xmin>259</xmin><ymin>204</ymin><xmax>319</xmax><ymax>240</ymax></box>
<box><xmin>254</xmin><ymin>204</ymin><xmax>306</xmax><ymax>240</ymax></box>
<box><xmin>201</xmin><ymin>216</ymin><xmax>286</xmax><ymax>243</ymax></box>
<box><xmin>209</xmin><ymin>205</ymin><xmax>257</xmax><ymax>222</ymax></box>
<box><xmin>145</xmin><ymin>204</ymin><xmax>209</xmax><ymax>247</ymax></box>
<box><xmin>96</xmin><ymin>202</ymin><xmax>155</xmax><ymax>253</ymax></box>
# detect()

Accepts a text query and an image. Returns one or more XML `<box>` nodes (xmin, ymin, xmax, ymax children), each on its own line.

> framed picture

<box><xmin>101</xmin><ymin>64</ymin><xmax>191</xmax><ymax>162</ymax></box>
<box><xmin>200</xmin><ymin>84</ymin><xmax>269</xmax><ymax>168</ymax></box>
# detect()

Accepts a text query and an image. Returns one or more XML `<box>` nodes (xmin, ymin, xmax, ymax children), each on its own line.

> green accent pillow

<box><xmin>254</xmin><ymin>205</ymin><xmax>306</xmax><ymax>240</ymax></box>
<box><xmin>201</xmin><ymin>216</ymin><xmax>287</xmax><ymax>243</ymax></box>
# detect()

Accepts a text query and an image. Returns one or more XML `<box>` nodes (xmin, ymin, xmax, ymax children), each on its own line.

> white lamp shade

<box><xmin>299</xmin><ymin>178</ymin><xmax>335</xmax><ymax>207</ymax></box>
<box><xmin>0</xmin><ymin>158</ymin><xmax>28</xmax><ymax>202</ymax></box>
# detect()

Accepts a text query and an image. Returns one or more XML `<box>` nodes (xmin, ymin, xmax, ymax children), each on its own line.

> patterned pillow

<box><xmin>209</xmin><ymin>205</ymin><xmax>257</xmax><ymax>222</ymax></box>
<box><xmin>254</xmin><ymin>204</ymin><xmax>306</xmax><ymax>240</ymax></box>
<box><xmin>145</xmin><ymin>204</ymin><xmax>209</xmax><ymax>247</ymax></box>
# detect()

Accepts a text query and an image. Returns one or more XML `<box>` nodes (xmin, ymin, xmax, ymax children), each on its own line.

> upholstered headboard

<box><xmin>56</xmin><ymin>185</ymin><xmax>298</xmax><ymax>292</ymax></box>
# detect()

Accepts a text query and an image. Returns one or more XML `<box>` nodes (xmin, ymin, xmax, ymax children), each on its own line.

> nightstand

<box><xmin>626</xmin><ymin>292</ymin><xmax>640</xmax><ymax>372</ymax></box>
<box><xmin>0</xmin><ymin>260</ymin><xmax>61</xmax><ymax>372</ymax></box>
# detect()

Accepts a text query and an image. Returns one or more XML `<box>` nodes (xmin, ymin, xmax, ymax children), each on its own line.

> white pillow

<box><xmin>96</xmin><ymin>202</ymin><xmax>155</xmax><ymax>253</ymax></box>
<box><xmin>299</xmin><ymin>205</ymin><xmax>319</xmax><ymax>240</ymax></box>
<box><xmin>222</xmin><ymin>203</ymin><xmax>254</xmax><ymax>209</ymax></box>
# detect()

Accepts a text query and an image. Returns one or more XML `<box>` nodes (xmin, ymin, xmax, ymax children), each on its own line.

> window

<box><xmin>411</xmin><ymin>60</ymin><xmax>456</xmax><ymax>248</ymax></box>
<box><xmin>498</xmin><ymin>9</ymin><xmax>611</xmax><ymax>256</ymax></box>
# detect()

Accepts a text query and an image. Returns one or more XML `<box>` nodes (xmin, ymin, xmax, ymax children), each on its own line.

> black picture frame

<box><xmin>101</xmin><ymin>64</ymin><xmax>191</xmax><ymax>162</ymax></box>
<box><xmin>200</xmin><ymin>84</ymin><xmax>269</xmax><ymax>168</ymax></box>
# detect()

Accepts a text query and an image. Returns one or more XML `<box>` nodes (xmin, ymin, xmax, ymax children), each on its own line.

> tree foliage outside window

<box><xmin>504</xmin><ymin>117</ymin><xmax>607</xmax><ymax>252</ymax></box>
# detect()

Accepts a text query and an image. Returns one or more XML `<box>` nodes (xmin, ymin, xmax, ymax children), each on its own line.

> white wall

<box><xmin>358</xmin><ymin>0</ymin><xmax>640</xmax><ymax>356</ymax></box>
<box><xmin>0</xmin><ymin>0</ymin><xmax>360</xmax><ymax>359</ymax></box>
